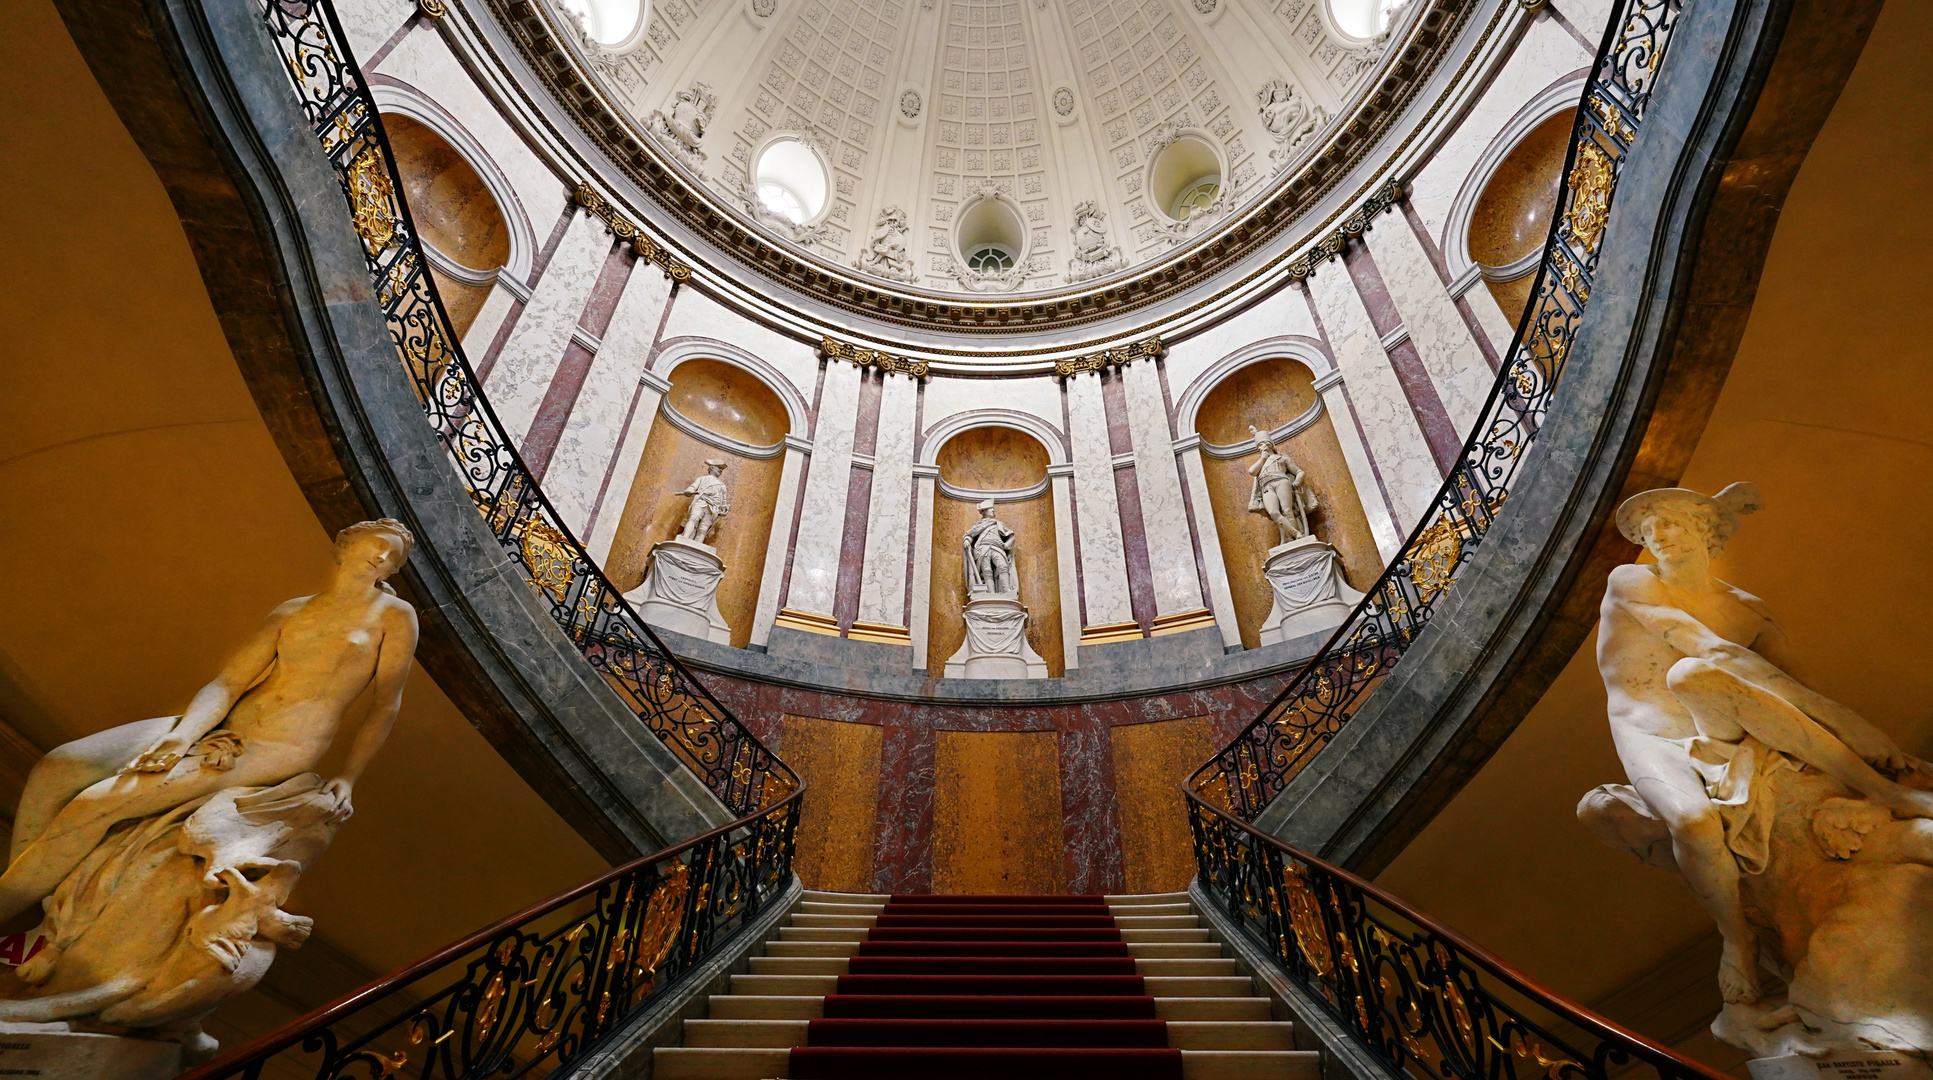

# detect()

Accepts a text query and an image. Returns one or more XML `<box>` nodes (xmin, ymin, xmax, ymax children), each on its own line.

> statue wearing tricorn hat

<box><xmin>961</xmin><ymin>499</ymin><xmax>1017</xmax><ymax>597</ymax></box>
<box><xmin>677</xmin><ymin>459</ymin><xmax>733</xmax><ymax>546</ymax></box>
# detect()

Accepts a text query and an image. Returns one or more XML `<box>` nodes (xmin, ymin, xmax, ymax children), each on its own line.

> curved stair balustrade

<box><xmin>253</xmin><ymin>0</ymin><xmax>794</xmax><ymax>816</ymax></box>
<box><xmin>1185</xmin><ymin>790</ymin><xmax>1731</xmax><ymax>1080</ymax></box>
<box><xmin>1187</xmin><ymin>0</ymin><xmax>1684</xmax><ymax>824</ymax></box>
<box><xmin>177</xmin><ymin>789</ymin><xmax>802</xmax><ymax>1080</ymax></box>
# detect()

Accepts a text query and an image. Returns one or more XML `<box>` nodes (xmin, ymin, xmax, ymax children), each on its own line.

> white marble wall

<box><xmin>1177</xmin><ymin>443</ymin><xmax>1244</xmax><ymax>648</ymax></box>
<box><xmin>1063</xmin><ymin>372</ymin><xmax>1135</xmax><ymax>627</ymax></box>
<box><xmin>1121</xmin><ymin>361</ymin><xmax>1206</xmax><ymax>617</ymax></box>
<box><xmin>483</xmin><ymin>212</ymin><xmax>609</xmax><ymax>443</ymax></box>
<box><xmin>546</xmin><ymin>267</ymin><xmax>671</xmax><ymax>535</ymax></box>
<box><xmin>908</xmin><ymin>468</ymin><xmax>938</xmax><ymax>666</ymax></box>
<box><xmin>922</xmin><ymin>375</ymin><xmax>1064</xmax><ymax>433</ymax></box>
<box><xmin>334</xmin><ymin>0</ymin><xmax>417</xmax><ymax>79</ymax></box>
<box><xmin>588</xmin><ymin>370</ymin><xmax>671</xmax><ymax>564</ymax></box>
<box><xmin>1049</xmin><ymin>470</ymin><xmax>1085</xmax><ymax>665</ymax></box>
<box><xmin>1365</xmin><ymin>221</ymin><xmax>1494</xmax><ymax>433</ymax></box>
<box><xmin>857</xmin><ymin>374</ymin><xmax>919</xmax><ymax>630</ymax></box>
<box><xmin>750</xmin><ymin>442</ymin><xmax>809</xmax><ymax>647</ymax></box>
<box><xmin>1315</xmin><ymin>370</ymin><xmax>1405</xmax><ymax>560</ymax></box>
<box><xmin>784</xmin><ymin>361</ymin><xmax>861</xmax><ymax>617</ymax></box>
<box><xmin>1308</xmin><ymin>265</ymin><xmax>1443</xmax><ymax>529</ymax></box>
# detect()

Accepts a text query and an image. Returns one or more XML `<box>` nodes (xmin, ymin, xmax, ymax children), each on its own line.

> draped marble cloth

<box><xmin>648</xmin><ymin>543</ymin><xmax>726</xmax><ymax>607</ymax></box>
<box><xmin>962</xmin><ymin>607</ymin><xmax>1029</xmax><ymax>656</ymax></box>
<box><xmin>1687</xmin><ymin>734</ymin><xmax>1804</xmax><ymax>875</ymax></box>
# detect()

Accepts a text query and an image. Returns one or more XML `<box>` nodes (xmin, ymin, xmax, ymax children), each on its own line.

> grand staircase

<box><xmin>654</xmin><ymin>891</ymin><xmax>1319</xmax><ymax>1079</ymax></box>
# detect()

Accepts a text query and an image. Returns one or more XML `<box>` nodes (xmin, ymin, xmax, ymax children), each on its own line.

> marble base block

<box><xmin>1257</xmin><ymin>536</ymin><xmax>1363</xmax><ymax>646</ymax></box>
<box><xmin>1749</xmin><ymin>1055</ymin><xmax>1933</xmax><ymax>1080</ymax></box>
<box><xmin>0</xmin><ymin>1022</ymin><xmax>181</xmax><ymax>1079</ymax></box>
<box><xmin>944</xmin><ymin>595</ymin><xmax>1048</xmax><ymax>680</ymax></box>
<box><xmin>625</xmin><ymin>539</ymin><xmax>732</xmax><ymax>644</ymax></box>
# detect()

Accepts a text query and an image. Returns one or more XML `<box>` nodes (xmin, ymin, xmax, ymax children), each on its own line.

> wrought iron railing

<box><xmin>257</xmin><ymin>0</ymin><xmax>793</xmax><ymax>813</ymax></box>
<box><xmin>1187</xmin><ymin>793</ymin><xmax>1729</xmax><ymax>1080</ymax></box>
<box><xmin>181</xmin><ymin>789</ymin><xmax>800</xmax><ymax>1080</ymax></box>
<box><xmin>1189</xmin><ymin>0</ymin><xmax>1682</xmax><ymax>820</ymax></box>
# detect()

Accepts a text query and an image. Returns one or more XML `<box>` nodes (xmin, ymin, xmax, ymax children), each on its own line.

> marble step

<box><xmin>761</xmin><ymin>941</ymin><xmax>1224</xmax><ymax>959</ymax></box>
<box><xmin>705</xmin><ymin>995</ymin><xmax>1276</xmax><ymax>1021</ymax></box>
<box><xmin>679</xmin><ymin>1019</ymin><xmax>1295</xmax><ymax>1049</ymax></box>
<box><xmin>775</xmin><ymin>925</ymin><xmax>1211</xmax><ymax>943</ymax></box>
<box><xmin>653</xmin><ymin>1046</ymin><xmax>1316</xmax><ymax>1080</ymax></box>
<box><xmin>1113</xmin><ymin>915</ymin><xmax>1201</xmax><ymax>929</ymax></box>
<box><xmin>746</xmin><ymin>956</ymin><xmax>1238</xmax><ymax>976</ymax></box>
<box><xmin>728</xmin><ymin>974</ymin><xmax>1253</xmax><ymax>997</ymax></box>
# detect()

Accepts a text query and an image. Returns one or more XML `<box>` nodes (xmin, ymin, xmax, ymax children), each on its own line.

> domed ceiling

<box><xmin>548</xmin><ymin>0</ymin><xmax>1414</xmax><ymax>302</ymax></box>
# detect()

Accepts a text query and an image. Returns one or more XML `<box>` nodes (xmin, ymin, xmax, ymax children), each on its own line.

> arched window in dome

<box><xmin>954</xmin><ymin>193</ymin><xmax>1028</xmax><ymax>276</ymax></box>
<box><xmin>1149</xmin><ymin>135</ymin><xmax>1224</xmax><ymax>225</ymax></box>
<box><xmin>754</xmin><ymin>138</ymin><xmax>829</xmax><ymax>226</ymax></box>
<box><xmin>967</xmin><ymin>245</ymin><xmax>1016</xmax><ymax>273</ymax></box>
<box><xmin>1327</xmin><ymin>0</ymin><xmax>1399</xmax><ymax>40</ymax></box>
<box><xmin>558</xmin><ymin>0</ymin><xmax>645</xmax><ymax>46</ymax></box>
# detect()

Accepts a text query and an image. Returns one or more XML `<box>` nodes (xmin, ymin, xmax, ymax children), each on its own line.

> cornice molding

<box><xmin>1054</xmin><ymin>336</ymin><xmax>1165</xmax><ymax>379</ymax></box>
<box><xmin>819</xmin><ymin>336</ymin><xmax>929</xmax><ymax>379</ymax></box>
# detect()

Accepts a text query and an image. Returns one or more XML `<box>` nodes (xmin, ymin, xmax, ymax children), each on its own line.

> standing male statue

<box><xmin>1247</xmin><ymin>425</ymin><xmax>1317</xmax><ymax>544</ymax></box>
<box><xmin>962</xmin><ymin>499</ymin><xmax>1017</xmax><ymax>596</ymax></box>
<box><xmin>677</xmin><ymin>459</ymin><xmax>732</xmax><ymax>545</ymax></box>
<box><xmin>1590</xmin><ymin>483</ymin><xmax>1933</xmax><ymax>1005</ymax></box>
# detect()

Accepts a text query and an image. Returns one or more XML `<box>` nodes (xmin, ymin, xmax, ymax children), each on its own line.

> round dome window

<box><xmin>1149</xmin><ymin>135</ymin><xmax>1223</xmax><ymax>224</ymax></box>
<box><xmin>558</xmin><ymin>0</ymin><xmax>645</xmax><ymax>46</ymax></box>
<box><xmin>955</xmin><ymin>195</ymin><xmax>1027</xmax><ymax>274</ymax></box>
<box><xmin>1327</xmin><ymin>0</ymin><xmax>1397</xmax><ymax>40</ymax></box>
<box><xmin>754</xmin><ymin>138</ymin><xmax>830</xmax><ymax>225</ymax></box>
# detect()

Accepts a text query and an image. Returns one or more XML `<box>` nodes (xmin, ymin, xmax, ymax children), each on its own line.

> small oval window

<box><xmin>1149</xmin><ymin>135</ymin><xmax>1223</xmax><ymax>224</ymax></box>
<box><xmin>754</xmin><ymin>138</ymin><xmax>829</xmax><ymax>225</ymax></box>
<box><xmin>559</xmin><ymin>0</ymin><xmax>644</xmax><ymax>45</ymax></box>
<box><xmin>1328</xmin><ymin>0</ymin><xmax>1396</xmax><ymax>39</ymax></box>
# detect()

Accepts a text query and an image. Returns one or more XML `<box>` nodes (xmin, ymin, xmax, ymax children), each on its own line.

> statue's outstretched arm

<box><xmin>324</xmin><ymin>601</ymin><xmax>420</xmax><ymax>820</ymax></box>
<box><xmin>1745</xmin><ymin>607</ymin><xmax>1909</xmax><ymax>771</ymax></box>
<box><xmin>129</xmin><ymin>602</ymin><xmax>292</xmax><ymax>771</ymax></box>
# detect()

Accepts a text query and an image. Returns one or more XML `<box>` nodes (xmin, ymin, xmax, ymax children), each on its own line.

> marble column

<box><xmin>749</xmin><ymin>435</ymin><xmax>810</xmax><ymax>648</ymax></box>
<box><xmin>1048</xmin><ymin>465</ymin><xmax>1084</xmax><ymax>668</ymax></box>
<box><xmin>1120</xmin><ymin>360</ymin><xmax>1208</xmax><ymax>625</ymax></box>
<box><xmin>481</xmin><ymin>210</ymin><xmax>610</xmax><ymax>442</ymax></box>
<box><xmin>1063</xmin><ymin>372</ymin><xmax>1134</xmax><ymax>630</ymax></box>
<box><xmin>908</xmin><ymin>464</ymin><xmax>938</xmax><ymax>669</ymax></box>
<box><xmin>1173</xmin><ymin>436</ymin><xmax>1243</xmax><ymax>650</ymax></box>
<box><xmin>1364</xmin><ymin>219</ymin><xmax>1494</xmax><ymax>433</ymax></box>
<box><xmin>545</xmin><ymin>270</ymin><xmax>675</xmax><ymax>536</ymax></box>
<box><xmin>782</xmin><ymin>361</ymin><xmax>862</xmax><ymax>623</ymax></box>
<box><xmin>1314</xmin><ymin>370</ymin><xmax>1405</xmax><ymax>561</ymax></box>
<box><xmin>856</xmin><ymin>373</ymin><xmax>919</xmax><ymax>639</ymax></box>
<box><xmin>586</xmin><ymin>368</ymin><xmax>674</xmax><ymax>565</ymax></box>
<box><xmin>1308</xmin><ymin>263</ymin><xmax>1442</xmax><ymax>530</ymax></box>
<box><xmin>458</xmin><ymin>270</ymin><xmax>525</xmax><ymax>361</ymax></box>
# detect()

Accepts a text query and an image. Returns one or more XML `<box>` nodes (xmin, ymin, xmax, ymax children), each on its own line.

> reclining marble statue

<box><xmin>1578</xmin><ymin>484</ymin><xmax>1933</xmax><ymax>1067</ymax></box>
<box><xmin>0</xmin><ymin>519</ymin><xmax>419</xmax><ymax>1064</ymax></box>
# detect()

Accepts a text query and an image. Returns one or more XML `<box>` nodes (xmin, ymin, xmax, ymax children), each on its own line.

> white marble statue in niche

<box><xmin>677</xmin><ymin>458</ymin><xmax>732</xmax><ymax>545</ymax></box>
<box><xmin>0</xmin><ymin>520</ymin><xmax>419</xmax><ymax>1066</ymax></box>
<box><xmin>1579</xmin><ymin>484</ymin><xmax>1933</xmax><ymax>1071</ymax></box>
<box><xmin>1247</xmin><ymin>425</ymin><xmax>1317</xmax><ymax>544</ymax></box>
<box><xmin>962</xmin><ymin>499</ymin><xmax>1018</xmax><ymax>597</ymax></box>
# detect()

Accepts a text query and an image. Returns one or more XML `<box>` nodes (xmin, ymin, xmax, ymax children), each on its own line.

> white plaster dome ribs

<box><xmin>615</xmin><ymin>0</ymin><xmax>1384</xmax><ymax>297</ymax></box>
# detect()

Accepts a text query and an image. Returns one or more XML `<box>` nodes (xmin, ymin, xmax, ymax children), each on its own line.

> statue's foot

<box><xmin>1718</xmin><ymin>939</ymin><xmax>1762</xmax><ymax>1004</ymax></box>
<box><xmin>1880</xmin><ymin>785</ymin><xmax>1933</xmax><ymax>821</ymax></box>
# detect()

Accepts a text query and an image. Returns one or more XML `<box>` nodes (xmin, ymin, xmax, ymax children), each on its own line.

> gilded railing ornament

<box><xmin>574</xmin><ymin>182</ymin><xmax>694</xmax><ymax>282</ymax></box>
<box><xmin>1052</xmin><ymin>335</ymin><xmax>1165</xmax><ymax>378</ymax></box>
<box><xmin>1565</xmin><ymin>141</ymin><xmax>1615</xmax><ymax>254</ymax></box>
<box><xmin>818</xmin><ymin>336</ymin><xmax>930</xmax><ymax>379</ymax></box>
<box><xmin>348</xmin><ymin>147</ymin><xmax>399</xmax><ymax>254</ymax></box>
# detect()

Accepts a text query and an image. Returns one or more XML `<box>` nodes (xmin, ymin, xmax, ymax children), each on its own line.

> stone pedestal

<box><xmin>944</xmin><ymin>594</ymin><xmax>1048</xmax><ymax>679</ymax></box>
<box><xmin>1749</xmin><ymin>1055</ymin><xmax>1933</xmax><ymax>1080</ymax></box>
<box><xmin>1257</xmin><ymin>536</ymin><xmax>1363</xmax><ymax>646</ymax></box>
<box><xmin>625</xmin><ymin>539</ymin><xmax>732</xmax><ymax>644</ymax></box>
<box><xmin>0</xmin><ymin>1022</ymin><xmax>180</xmax><ymax>1079</ymax></box>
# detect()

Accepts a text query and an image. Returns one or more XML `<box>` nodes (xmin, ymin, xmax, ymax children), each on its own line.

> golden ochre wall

<box><xmin>1110</xmin><ymin>716</ymin><xmax>1217</xmax><ymax>893</ymax></box>
<box><xmin>926</xmin><ymin>428</ymin><xmax>1065</xmax><ymax>676</ymax></box>
<box><xmin>383</xmin><ymin>113</ymin><xmax>511</xmax><ymax>338</ymax></box>
<box><xmin>779</xmin><ymin>714</ymin><xmax>881</xmax><ymax>892</ymax></box>
<box><xmin>1196</xmin><ymin>358</ymin><xmax>1382</xmax><ymax>649</ymax></box>
<box><xmin>931</xmin><ymin>729</ymin><xmax>1066</xmax><ymax>894</ymax></box>
<box><xmin>1470</xmin><ymin>109</ymin><xmax>1573</xmax><ymax>328</ymax></box>
<box><xmin>606</xmin><ymin>359</ymin><xmax>789</xmax><ymax>648</ymax></box>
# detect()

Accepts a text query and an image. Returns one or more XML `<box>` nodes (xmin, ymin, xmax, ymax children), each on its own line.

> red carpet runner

<box><xmin>786</xmin><ymin>894</ymin><xmax>1183</xmax><ymax>1080</ymax></box>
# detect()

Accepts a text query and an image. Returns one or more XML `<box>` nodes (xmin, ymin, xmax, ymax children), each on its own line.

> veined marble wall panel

<box><xmin>375</xmin><ymin>30</ymin><xmax>572</xmax><ymax>232</ymax></box>
<box><xmin>779</xmin><ymin>714</ymin><xmax>882</xmax><ymax>893</ymax></box>
<box><xmin>1552</xmin><ymin>0</ymin><xmax>1617</xmax><ymax>43</ymax></box>
<box><xmin>1163</xmin><ymin>287</ymin><xmax>1317</xmax><ymax>395</ymax></box>
<box><xmin>858</xmin><ymin>375</ymin><xmax>919</xmax><ymax>630</ymax></box>
<box><xmin>752</xmin><ymin>448</ymin><xmax>807</xmax><ymax>647</ymax></box>
<box><xmin>921</xmin><ymin>375</ymin><xmax>1066</xmax><ymax>437</ymax></box>
<box><xmin>1406</xmin><ymin>17</ymin><xmax>1593</xmax><ymax>246</ymax></box>
<box><xmin>1197</xmin><ymin>357</ymin><xmax>1381</xmax><ymax>648</ymax></box>
<box><xmin>1309</xmin><ymin>264</ymin><xmax>1441</xmax><ymax>528</ymax></box>
<box><xmin>1365</xmin><ymin>222</ymin><xmax>1492</xmax><ymax>433</ymax></box>
<box><xmin>545</xmin><ymin>268</ymin><xmax>675</xmax><ymax>534</ymax></box>
<box><xmin>1121</xmin><ymin>361</ymin><xmax>1205</xmax><ymax>616</ymax></box>
<box><xmin>460</xmin><ymin>282</ymin><xmax>518</xmax><ymax>359</ymax></box>
<box><xmin>1064</xmin><ymin>373</ymin><xmax>1133</xmax><ymax>626</ymax></box>
<box><xmin>927</xmin><ymin>428</ymin><xmax>1064</xmax><ymax>676</ymax></box>
<box><xmin>482</xmin><ymin>211</ymin><xmax>608</xmax><ymax>441</ymax></box>
<box><xmin>334</xmin><ymin>0</ymin><xmax>417</xmax><ymax>66</ymax></box>
<box><xmin>604</xmin><ymin>360</ymin><xmax>791</xmax><ymax>647</ymax></box>
<box><xmin>657</xmin><ymin>288</ymin><xmax>822</xmax><ymax>398</ymax></box>
<box><xmin>1109</xmin><ymin>716</ymin><xmax>1216</xmax><ymax>893</ymax></box>
<box><xmin>787</xmin><ymin>362</ymin><xmax>862</xmax><ymax>617</ymax></box>
<box><xmin>931</xmin><ymin>730</ymin><xmax>1066</xmax><ymax>895</ymax></box>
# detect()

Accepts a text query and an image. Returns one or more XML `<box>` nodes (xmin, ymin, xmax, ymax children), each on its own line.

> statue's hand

<box><xmin>127</xmin><ymin>735</ymin><xmax>191</xmax><ymax>774</ymax></box>
<box><xmin>322</xmin><ymin>778</ymin><xmax>355</xmax><ymax>824</ymax></box>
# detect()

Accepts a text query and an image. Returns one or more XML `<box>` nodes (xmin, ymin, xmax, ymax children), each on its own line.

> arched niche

<box><xmin>925</xmin><ymin>426</ymin><xmax>1064</xmax><ymax>678</ymax></box>
<box><xmin>1467</xmin><ymin>108</ymin><xmax>1575</xmax><ymax>328</ymax></box>
<box><xmin>382</xmin><ymin>113</ymin><xmax>512</xmax><ymax>337</ymax></box>
<box><xmin>1194</xmin><ymin>357</ymin><xmax>1381</xmax><ymax>649</ymax></box>
<box><xmin>605</xmin><ymin>358</ymin><xmax>791</xmax><ymax>648</ymax></box>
